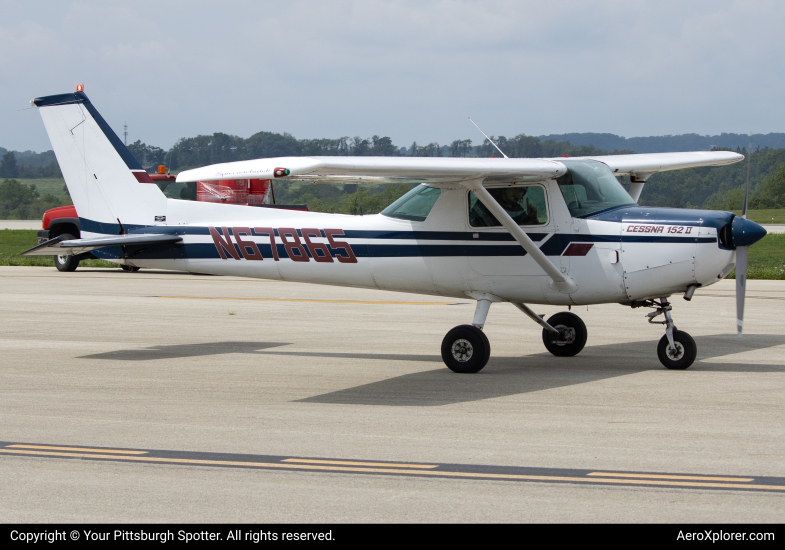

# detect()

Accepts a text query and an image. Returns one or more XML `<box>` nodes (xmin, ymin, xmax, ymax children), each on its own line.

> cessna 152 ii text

<box><xmin>24</xmin><ymin>88</ymin><xmax>767</xmax><ymax>373</ymax></box>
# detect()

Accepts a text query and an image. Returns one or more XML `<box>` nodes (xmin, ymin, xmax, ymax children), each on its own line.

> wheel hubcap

<box><xmin>57</xmin><ymin>255</ymin><xmax>68</xmax><ymax>264</ymax></box>
<box><xmin>667</xmin><ymin>341</ymin><xmax>685</xmax><ymax>361</ymax></box>
<box><xmin>451</xmin><ymin>339</ymin><xmax>474</xmax><ymax>362</ymax></box>
<box><xmin>551</xmin><ymin>325</ymin><xmax>576</xmax><ymax>346</ymax></box>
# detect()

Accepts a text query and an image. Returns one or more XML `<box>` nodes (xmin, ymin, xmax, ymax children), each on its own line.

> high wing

<box><xmin>22</xmin><ymin>233</ymin><xmax>183</xmax><ymax>256</ymax></box>
<box><xmin>566</xmin><ymin>151</ymin><xmax>744</xmax><ymax>177</ymax></box>
<box><xmin>176</xmin><ymin>151</ymin><xmax>743</xmax><ymax>185</ymax></box>
<box><xmin>176</xmin><ymin>156</ymin><xmax>568</xmax><ymax>185</ymax></box>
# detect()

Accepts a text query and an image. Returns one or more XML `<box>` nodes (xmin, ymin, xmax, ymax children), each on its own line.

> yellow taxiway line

<box><xmin>283</xmin><ymin>458</ymin><xmax>438</xmax><ymax>469</ymax></box>
<box><xmin>0</xmin><ymin>274</ymin><xmax>282</xmax><ymax>282</ymax></box>
<box><xmin>7</xmin><ymin>444</ymin><xmax>147</xmax><ymax>455</ymax></box>
<box><xmin>156</xmin><ymin>296</ymin><xmax>463</xmax><ymax>306</ymax></box>
<box><xmin>2</xmin><ymin>448</ymin><xmax>783</xmax><ymax>492</ymax></box>
<box><xmin>587</xmin><ymin>471</ymin><xmax>754</xmax><ymax>482</ymax></box>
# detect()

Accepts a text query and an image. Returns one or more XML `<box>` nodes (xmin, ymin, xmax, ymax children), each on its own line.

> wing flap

<box><xmin>21</xmin><ymin>234</ymin><xmax>183</xmax><ymax>256</ymax></box>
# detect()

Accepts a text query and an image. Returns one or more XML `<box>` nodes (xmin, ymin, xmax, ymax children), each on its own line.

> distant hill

<box><xmin>537</xmin><ymin>133</ymin><xmax>785</xmax><ymax>154</ymax></box>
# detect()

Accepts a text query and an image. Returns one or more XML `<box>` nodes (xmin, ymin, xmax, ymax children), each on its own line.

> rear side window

<box><xmin>381</xmin><ymin>185</ymin><xmax>442</xmax><ymax>222</ymax></box>
<box><xmin>469</xmin><ymin>185</ymin><xmax>548</xmax><ymax>227</ymax></box>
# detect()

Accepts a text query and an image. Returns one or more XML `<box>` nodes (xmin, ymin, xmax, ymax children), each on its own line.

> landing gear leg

<box><xmin>512</xmin><ymin>303</ymin><xmax>588</xmax><ymax>357</ymax></box>
<box><xmin>441</xmin><ymin>299</ymin><xmax>491</xmax><ymax>373</ymax></box>
<box><xmin>637</xmin><ymin>298</ymin><xmax>697</xmax><ymax>369</ymax></box>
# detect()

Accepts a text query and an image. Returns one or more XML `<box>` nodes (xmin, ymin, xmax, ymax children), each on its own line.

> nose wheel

<box><xmin>657</xmin><ymin>330</ymin><xmax>696</xmax><ymax>369</ymax></box>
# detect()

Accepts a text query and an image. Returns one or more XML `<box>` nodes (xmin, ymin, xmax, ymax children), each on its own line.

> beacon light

<box><xmin>76</xmin><ymin>84</ymin><xmax>84</xmax><ymax>92</ymax></box>
<box><xmin>158</xmin><ymin>165</ymin><xmax>166</xmax><ymax>174</ymax></box>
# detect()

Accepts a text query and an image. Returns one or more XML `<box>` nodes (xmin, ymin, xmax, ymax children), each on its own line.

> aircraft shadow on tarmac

<box><xmin>78</xmin><ymin>335</ymin><xmax>784</xmax><ymax>406</ymax></box>
<box><xmin>295</xmin><ymin>334</ymin><xmax>785</xmax><ymax>406</ymax></box>
<box><xmin>79</xmin><ymin>341</ymin><xmax>290</xmax><ymax>361</ymax></box>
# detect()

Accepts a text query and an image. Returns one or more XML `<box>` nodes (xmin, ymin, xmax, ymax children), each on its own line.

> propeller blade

<box><xmin>735</xmin><ymin>245</ymin><xmax>748</xmax><ymax>336</ymax></box>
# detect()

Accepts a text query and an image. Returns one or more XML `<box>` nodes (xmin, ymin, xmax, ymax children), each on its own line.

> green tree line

<box><xmin>5</xmin><ymin>131</ymin><xmax>785</xmax><ymax>213</ymax></box>
<box><xmin>639</xmin><ymin>147</ymin><xmax>785</xmax><ymax>209</ymax></box>
<box><xmin>0</xmin><ymin>151</ymin><xmax>61</xmax><ymax>179</ymax></box>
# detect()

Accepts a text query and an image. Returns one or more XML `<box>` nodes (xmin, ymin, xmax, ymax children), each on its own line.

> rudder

<box><xmin>33</xmin><ymin>91</ymin><xmax>167</xmax><ymax>234</ymax></box>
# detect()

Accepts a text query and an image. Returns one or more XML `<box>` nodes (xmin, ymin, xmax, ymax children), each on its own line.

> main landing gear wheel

<box><xmin>657</xmin><ymin>330</ymin><xmax>697</xmax><ymax>370</ymax></box>
<box><xmin>53</xmin><ymin>233</ymin><xmax>79</xmax><ymax>272</ymax></box>
<box><xmin>542</xmin><ymin>312</ymin><xmax>587</xmax><ymax>357</ymax></box>
<box><xmin>121</xmin><ymin>265</ymin><xmax>141</xmax><ymax>272</ymax></box>
<box><xmin>441</xmin><ymin>325</ymin><xmax>490</xmax><ymax>373</ymax></box>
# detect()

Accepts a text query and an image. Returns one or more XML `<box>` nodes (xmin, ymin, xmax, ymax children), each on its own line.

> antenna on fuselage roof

<box><xmin>468</xmin><ymin>117</ymin><xmax>508</xmax><ymax>158</ymax></box>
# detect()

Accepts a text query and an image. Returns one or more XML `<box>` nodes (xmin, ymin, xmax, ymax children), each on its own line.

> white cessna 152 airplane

<box><xmin>25</xmin><ymin>89</ymin><xmax>768</xmax><ymax>373</ymax></box>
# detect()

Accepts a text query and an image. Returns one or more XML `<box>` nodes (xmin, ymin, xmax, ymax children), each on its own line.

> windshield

<box><xmin>381</xmin><ymin>185</ymin><xmax>441</xmax><ymax>222</ymax></box>
<box><xmin>557</xmin><ymin>159</ymin><xmax>635</xmax><ymax>217</ymax></box>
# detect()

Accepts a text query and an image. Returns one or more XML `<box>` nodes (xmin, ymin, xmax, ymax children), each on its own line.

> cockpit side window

<box><xmin>468</xmin><ymin>185</ymin><xmax>548</xmax><ymax>227</ymax></box>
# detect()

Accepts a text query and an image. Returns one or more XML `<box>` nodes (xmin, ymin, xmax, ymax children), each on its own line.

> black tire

<box><xmin>441</xmin><ymin>325</ymin><xmax>490</xmax><ymax>373</ymax></box>
<box><xmin>657</xmin><ymin>330</ymin><xmax>697</xmax><ymax>370</ymax></box>
<box><xmin>53</xmin><ymin>233</ymin><xmax>79</xmax><ymax>272</ymax></box>
<box><xmin>542</xmin><ymin>312</ymin><xmax>587</xmax><ymax>357</ymax></box>
<box><xmin>121</xmin><ymin>265</ymin><xmax>141</xmax><ymax>272</ymax></box>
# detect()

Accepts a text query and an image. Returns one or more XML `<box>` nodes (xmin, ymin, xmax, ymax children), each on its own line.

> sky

<box><xmin>2</xmin><ymin>0</ymin><xmax>784</xmax><ymax>153</ymax></box>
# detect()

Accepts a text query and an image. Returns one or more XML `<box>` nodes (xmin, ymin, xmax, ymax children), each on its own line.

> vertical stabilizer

<box><xmin>33</xmin><ymin>91</ymin><xmax>167</xmax><ymax>233</ymax></box>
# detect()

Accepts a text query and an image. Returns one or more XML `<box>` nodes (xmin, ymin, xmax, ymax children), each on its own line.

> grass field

<box><xmin>0</xmin><ymin>230</ymin><xmax>117</xmax><ymax>268</ymax></box>
<box><xmin>17</xmin><ymin>178</ymin><xmax>69</xmax><ymax>198</ymax></box>
<box><xmin>1</xmin><ymin>229</ymin><xmax>782</xmax><ymax>278</ymax></box>
<box><xmin>11</xmin><ymin>178</ymin><xmax>785</xmax><ymax>222</ymax></box>
<box><xmin>728</xmin><ymin>233</ymin><xmax>785</xmax><ymax>280</ymax></box>
<box><xmin>731</xmin><ymin>209</ymin><xmax>785</xmax><ymax>224</ymax></box>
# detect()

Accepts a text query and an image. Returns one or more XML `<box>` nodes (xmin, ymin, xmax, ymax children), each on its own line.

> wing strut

<box><xmin>461</xmin><ymin>178</ymin><xmax>578</xmax><ymax>294</ymax></box>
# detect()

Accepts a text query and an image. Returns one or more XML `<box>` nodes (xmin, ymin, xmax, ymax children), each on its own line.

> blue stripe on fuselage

<box><xmin>82</xmin><ymin>223</ymin><xmax>716</xmax><ymax>262</ymax></box>
<box><xmin>587</xmin><ymin>205</ymin><xmax>734</xmax><ymax>230</ymax></box>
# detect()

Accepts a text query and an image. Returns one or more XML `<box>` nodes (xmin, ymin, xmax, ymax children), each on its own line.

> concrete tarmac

<box><xmin>1</xmin><ymin>266</ymin><xmax>784</xmax><ymax>522</ymax></box>
<box><xmin>0</xmin><ymin>220</ymin><xmax>41</xmax><ymax>230</ymax></box>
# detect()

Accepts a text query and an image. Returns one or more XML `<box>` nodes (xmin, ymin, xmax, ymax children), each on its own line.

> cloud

<box><xmin>2</xmin><ymin>0</ymin><xmax>784</xmax><ymax>152</ymax></box>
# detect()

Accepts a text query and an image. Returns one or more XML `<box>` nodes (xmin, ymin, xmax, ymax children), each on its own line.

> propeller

<box><xmin>734</xmin><ymin>135</ymin><xmax>767</xmax><ymax>336</ymax></box>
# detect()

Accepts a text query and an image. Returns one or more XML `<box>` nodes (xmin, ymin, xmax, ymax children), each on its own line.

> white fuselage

<box><xmin>87</xmin><ymin>180</ymin><xmax>736</xmax><ymax>306</ymax></box>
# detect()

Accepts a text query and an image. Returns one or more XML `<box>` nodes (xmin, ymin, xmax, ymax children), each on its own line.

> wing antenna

<box><xmin>468</xmin><ymin>117</ymin><xmax>508</xmax><ymax>158</ymax></box>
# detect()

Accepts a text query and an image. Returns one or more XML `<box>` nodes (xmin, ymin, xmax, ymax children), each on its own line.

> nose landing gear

<box><xmin>637</xmin><ymin>298</ymin><xmax>697</xmax><ymax>369</ymax></box>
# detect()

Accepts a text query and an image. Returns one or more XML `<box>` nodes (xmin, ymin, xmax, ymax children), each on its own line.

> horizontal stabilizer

<box><xmin>22</xmin><ymin>234</ymin><xmax>182</xmax><ymax>256</ymax></box>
